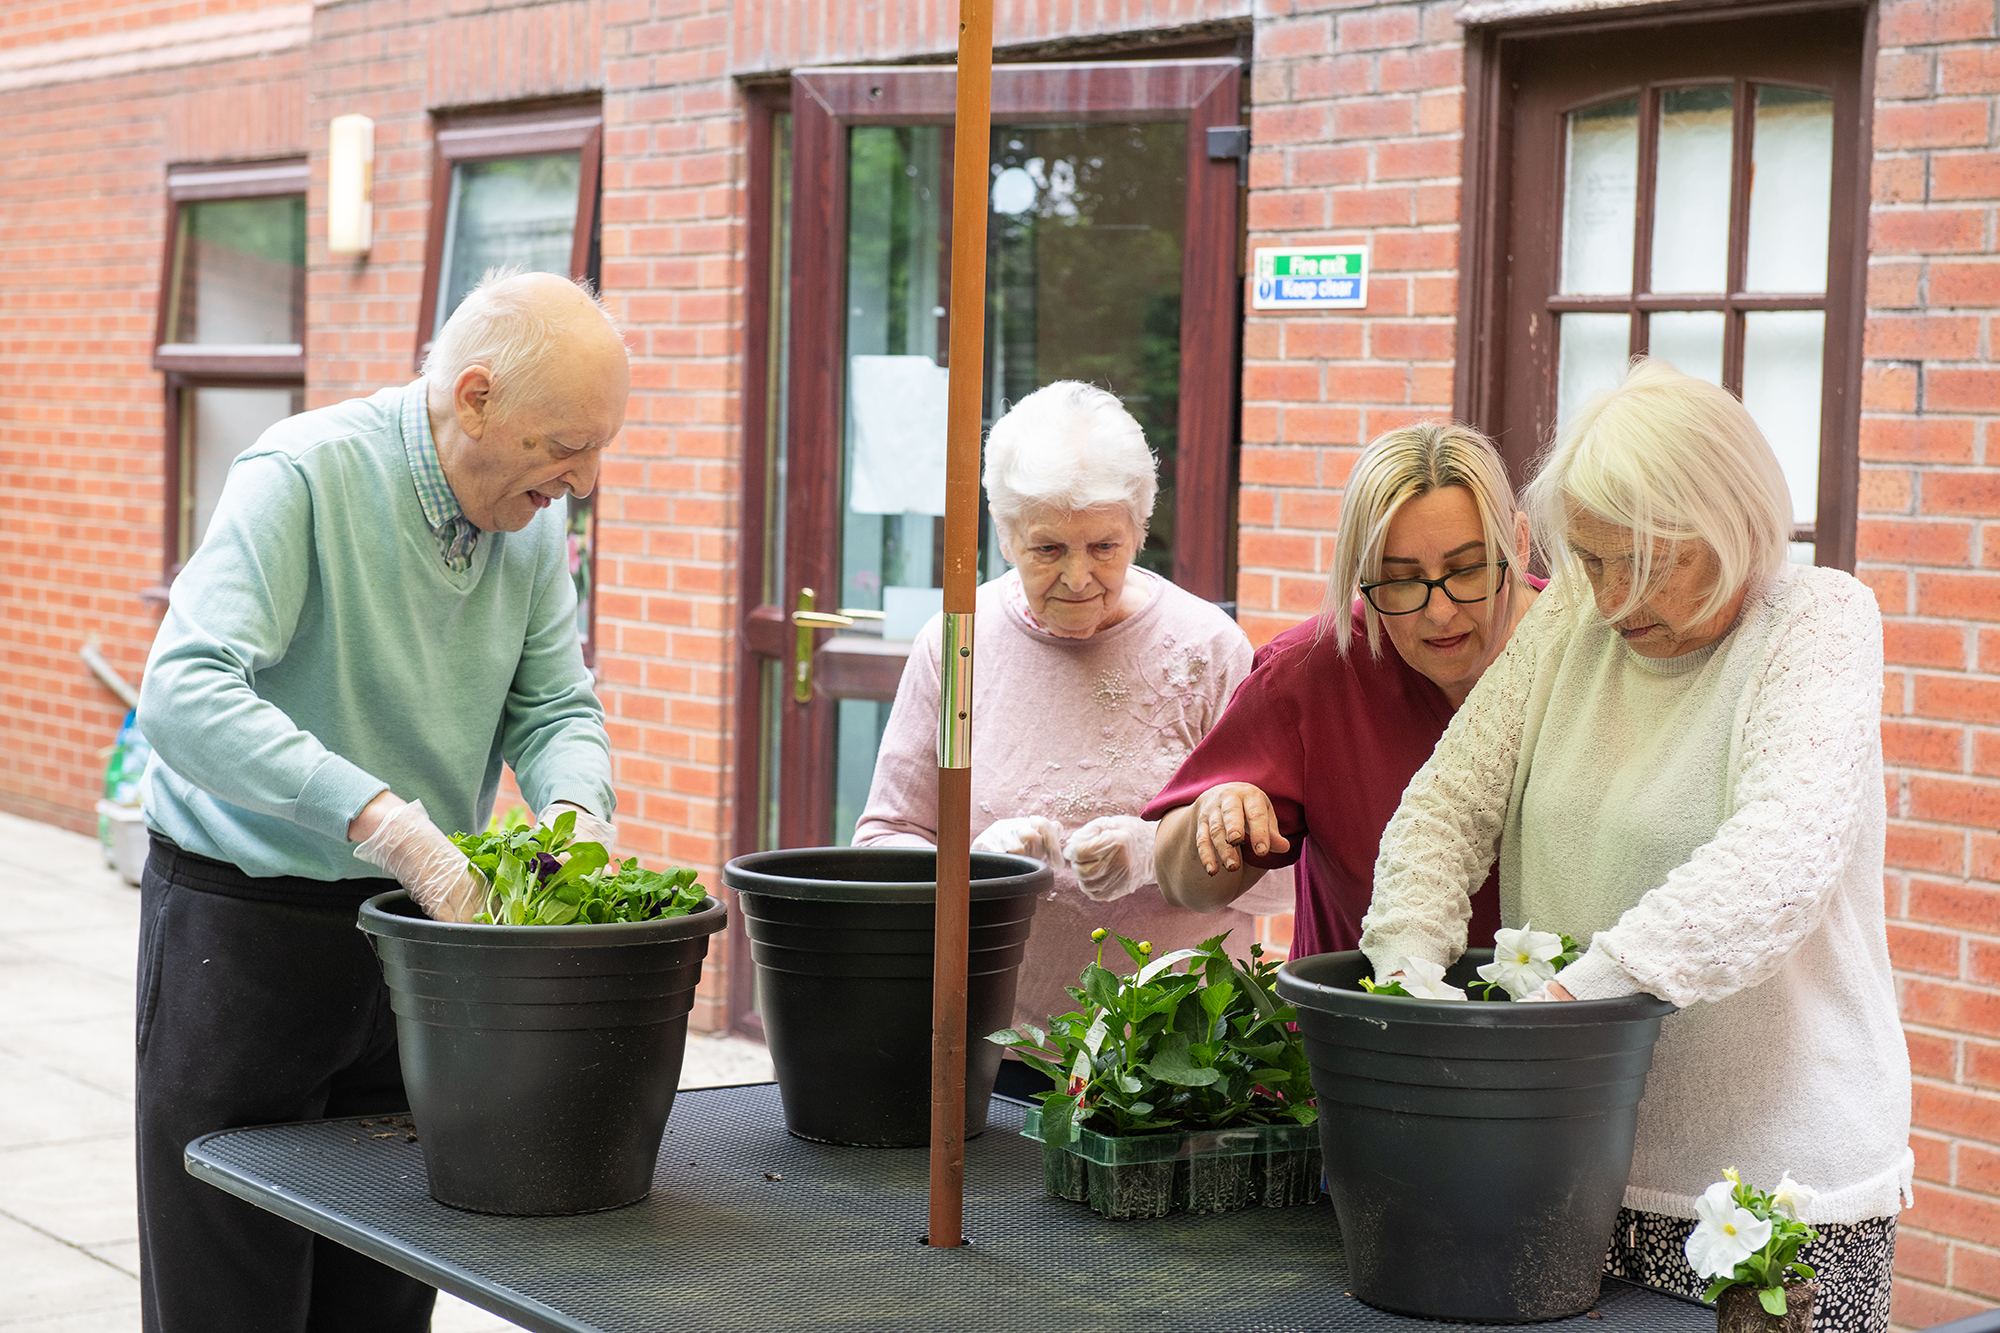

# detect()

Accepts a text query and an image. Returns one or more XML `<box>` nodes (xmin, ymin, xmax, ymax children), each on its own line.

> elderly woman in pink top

<box><xmin>854</xmin><ymin>380</ymin><xmax>1265</xmax><ymax>1032</ymax></box>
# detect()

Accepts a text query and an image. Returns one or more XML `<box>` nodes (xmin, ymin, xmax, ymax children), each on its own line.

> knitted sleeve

<box><xmin>1555</xmin><ymin>575</ymin><xmax>1884</xmax><ymax>1005</ymax></box>
<box><xmin>1360</xmin><ymin>584</ymin><xmax>1573</xmax><ymax>976</ymax></box>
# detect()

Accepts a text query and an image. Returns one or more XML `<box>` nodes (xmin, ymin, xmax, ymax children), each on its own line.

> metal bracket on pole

<box><xmin>938</xmin><ymin>614</ymin><xmax>974</xmax><ymax>770</ymax></box>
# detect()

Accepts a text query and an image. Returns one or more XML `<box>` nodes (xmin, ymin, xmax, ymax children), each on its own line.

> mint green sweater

<box><xmin>140</xmin><ymin>383</ymin><xmax>613</xmax><ymax>881</ymax></box>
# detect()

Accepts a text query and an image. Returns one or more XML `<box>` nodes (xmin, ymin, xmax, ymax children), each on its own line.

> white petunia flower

<box><xmin>1477</xmin><ymin>921</ymin><xmax>1566</xmax><ymax>999</ymax></box>
<box><xmin>1398</xmin><ymin>956</ymin><xmax>1468</xmax><ymax>1002</ymax></box>
<box><xmin>1685</xmin><ymin>1180</ymin><xmax>1774</xmax><ymax>1279</ymax></box>
<box><xmin>1770</xmin><ymin>1172</ymin><xmax>1817</xmax><ymax>1221</ymax></box>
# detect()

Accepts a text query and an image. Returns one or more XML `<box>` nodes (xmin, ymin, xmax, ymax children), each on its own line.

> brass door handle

<box><xmin>792</xmin><ymin>611</ymin><xmax>855</xmax><ymax>629</ymax></box>
<box><xmin>792</xmin><ymin>597</ymin><xmax>893</xmax><ymax>701</ymax></box>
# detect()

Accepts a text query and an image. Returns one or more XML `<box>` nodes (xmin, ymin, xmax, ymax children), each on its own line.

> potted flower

<box><xmin>1688</xmin><ymin>1169</ymin><xmax>1821</xmax><ymax>1333</ymax></box>
<box><xmin>1276</xmin><ymin>930</ymin><xmax>1676</xmax><ymax>1323</ymax></box>
<box><xmin>988</xmin><ymin>929</ymin><xmax>1320</xmax><ymax>1220</ymax></box>
<box><xmin>358</xmin><ymin>811</ymin><xmax>727</xmax><ymax>1216</ymax></box>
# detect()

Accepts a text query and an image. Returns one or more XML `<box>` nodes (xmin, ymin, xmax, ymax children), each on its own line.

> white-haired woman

<box><xmin>1146</xmin><ymin>421</ymin><xmax>1540</xmax><ymax>957</ymax></box>
<box><xmin>854</xmin><ymin>381</ymin><xmax>1260</xmax><ymax>1032</ymax></box>
<box><xmin>1362</xmin><ymin>360</ymin><xmax>1911</xmax><ymax>1333</ymax></box>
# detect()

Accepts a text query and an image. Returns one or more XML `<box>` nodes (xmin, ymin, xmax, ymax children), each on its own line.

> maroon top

<box><xmin>1143</xmin><ymin>603</ymin><xmax>1512</xmax><ymax>959</ymax></box>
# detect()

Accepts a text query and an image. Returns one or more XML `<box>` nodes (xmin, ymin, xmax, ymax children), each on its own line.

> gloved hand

<box><xmin>971</xmin><ymin>816</ymin><xmax>1065</xmax><ymax>865</ymax></box>
<box><xmin>354</xmin><ymin>799</ymin><xmax>487</xmax><ymax>923</ymax></box>
<box><xmin>1063</xmin><ymin>815</ymin><xmax>1156</xmax><ymax>903</ymax></box>
<box><xmin>540</xmin><ymin>801</ymin><xmax>615</xmax><ymax>851</ymax></box>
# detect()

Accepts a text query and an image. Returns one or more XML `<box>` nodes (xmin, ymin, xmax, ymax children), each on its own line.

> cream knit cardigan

<box><xmin>1363</xmin><ymin>564</ymin><xmax>1913</xmax><ymax>1224</ymax></box>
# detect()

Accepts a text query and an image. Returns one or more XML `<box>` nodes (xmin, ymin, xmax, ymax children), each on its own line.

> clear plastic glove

<box><xmin>1063</xmin><ymin>815</ymin><xmax>1156</xmax><ymax>903</ymax></box>
<box><xmin>971</xmin><ymin>816</ymin><xmax>1065</xmax><ymax>865</ymax></box>
<box><xmin>540</xmin><ymin>801</ymin><xmax>615</xmax><ymax>851</ymax></box>
<box><xmin>353</xmin><ymin>799</ymin><xmax>487</xmax><ymax>923</ymax></box>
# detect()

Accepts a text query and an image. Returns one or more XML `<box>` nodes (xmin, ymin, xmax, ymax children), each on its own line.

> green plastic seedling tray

<box><xmin>1021</xmin><ymin>1104</ymin><xmax>1322</xmax><ymax>1219</ymax></box>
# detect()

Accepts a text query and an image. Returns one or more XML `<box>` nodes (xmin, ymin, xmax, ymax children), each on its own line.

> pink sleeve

<box><xmin>1140</xmin><ymin>644</ymin><xmax>1309</xmax><ymax>867</ymax></box>
<box><xmin>852</xmin><ymin>616</ymin><xmax>945</xmax><ymax>846</ymax></box>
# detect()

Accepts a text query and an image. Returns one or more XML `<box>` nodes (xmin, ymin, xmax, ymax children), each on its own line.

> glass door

<box><xmin>754</xmin><ymin>60</ymin><xmax>1242</xmax><ymax>850</ymax></box>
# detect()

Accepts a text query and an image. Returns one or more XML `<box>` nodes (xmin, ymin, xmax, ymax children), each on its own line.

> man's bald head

<box><xmin>422</xmin><ymin>269</ymin><xmax>628</xmax><ymax>424</ymax></box>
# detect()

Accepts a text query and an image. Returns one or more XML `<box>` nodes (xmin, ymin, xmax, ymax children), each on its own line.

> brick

<box><xmin>1883</xmin><ymin>718</ymin><xmax>1968</xmax><ymax>768</ymax></box>
<box><xmin>1892</xmin><ymin>1278</ymin><xmax>1991</xmax><ymax>1331</ymax></box>
<box><xmin>1870</xmin><ymin>257</ymin><xmax>1926</xmax><ymax>305</ymax></box>
<box><xmin>1934</xmin><ymin>151</ymin><xmax>2000</xmax><ymax>200</ymax></box>
<box><xmin>1931</xmin><ymin>261</ymin><xmax>2000</xmax><ymax>306</ymax></box>
<box><xmin>1939</xmin><ymin>46</ymin><xmax>2000</xmax><ymax>95</ymax></box>
<box><xmin>1924</xmin><ymin>473</ymin><xmax>2000</xmax><ymax>517</ymax></box>
<box><xmin>1876</xmin><ymin>102</ymin><xmax>1991</xmax><ymax>151</ymax></box>
<box><xmin>1908</xmin><ymin>877</ymin><xmax>2000</xmax><ymax>933</ymax></box>
<box><xmin>1886</xmin><ymin>620</ymin><xmax>1969</xmax><ymax>668</ymax></box>
<box><xmin>1260</xmin><ymin>15</ymin><xmax>1332</xmax><ymax>58</ymax></box>
<box><xmin>1873</xmin><ymin>156</ymin><xmax>1928</xmax><ymax>206</ymax></box>
<box><xmin>1910</xmin><ymin>1076</ymin><xmax>2000</xmax><ymax>1139</ymax></box>
<box><xmin>1858</xmin><ymin>518</ymin><xmax>1974</xmax><ymax>565</ymax></box>
<box><xmin>1892</xmin><ymin>920</ymin><xmax>1967</xmax><ymax>975</ymax></box>
<box><xmin>1877</xmin><ymin>50</ymin><xmax>1936</xmax><ymax>101</ymax></box>
<box><xmin>1880</xmin><ymin>0</ymin><xmax>1998</xmax><ymax>46</ymax></box>
<box><xmin>1866</xmin><ymin>315</ymin><xmax>1982</xmax><ymax>360</ymax></box>
<box><xmin>1284</xmin><ymin>320</ymin><xmax>1366</xmax><ymax>360</ymax></box>
<box><xmin>1860</xmin><ymin>417</ymin><xmax>1976</xmax><ymax>463</ymax></box>
<box><xmin>1336</xmin><ymin>7</ymin><xmax>1420</xmax><ymax>50</ymax></box>
<box><xmin>1375</xmin><ymin>137</ymin><xmax>1458</xmax><ymax>180</ymax></box>
<box><xmin>1872</xmin><ymin>208</ymin><xmax>1990</xmax><ymax>255</ymax></box>
<box><xmin>1976</xmin><ymin>1038</ymin><xmax>2000</xmax><ymax>1084</ymax></box>
<box><xmin>1928</xmin><ymin>368</ymin><xmax>2000</xmax><ymax>412</ymax></box>
<box><xmin>1244</xmin><ymin>364</ymin><xmax>1324</xmax><ymax>402</ymax></box>
<box><xmin>1886</xmin><ymin>820</ymin><xmax>1967</xmax><ymax>874</ymax></box>
<box><xmin>1917</xmin><ymin>572</ymin><xmax>2000</xmax><ymax>620</ymax></box>
<box><xmin>1861</xmin><ymin>465</ymin><xmax>1916</xmax><ymax>512</ymax></box>
<box><xmin>1239</xmin><ymin>447</ymin><xmax>1319</xmax><ymax>488</ymax></box>
<box><xmin>1965</xmin><ymin>1142</ymin><xmax>2000</xmax><ymax>1192</ymax></box>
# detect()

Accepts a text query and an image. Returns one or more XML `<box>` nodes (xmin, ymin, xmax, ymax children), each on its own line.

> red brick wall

<box><xmin>0</xmin><ymin>0</ymin><xmax>306</xmax><ymax>832</ymax></box>
<box><xmin>1864</xmin><ymin>0</ymin><xmax>2000</xmax><ymax>1323</ymax></box>
<box><xmin>1236</xmin><ymin>0</ymin><xmax>1462</xmax><ymax>649</ymax></box>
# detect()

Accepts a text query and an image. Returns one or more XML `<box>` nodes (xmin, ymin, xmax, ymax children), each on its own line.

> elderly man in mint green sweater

<box><xmin>134</xmin><ymin>271</ymin><xmax>625</xmax><ymax>1333</ymax></box>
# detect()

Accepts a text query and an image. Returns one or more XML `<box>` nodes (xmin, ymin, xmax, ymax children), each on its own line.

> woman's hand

<box><xmin>1189</xmin><ymin>782</ymin><xmax>1291</xmax><ymax>874</ymax></box>
<box><xmin>1519</xmin><ymin>980</ymin><xmax>1577</xmax><ymax>1003</ymax></box>
<box><xmin>971</xmin><ymin>816</ymin><xmax>1065</xmax><ymax>865</ymax></box>
<box><xmin>1156</xmin><ymin>783</ymin><xmax>1291</xmax><ymax>913</ymax></box>
<box><xmin>1063</xmin><ymin>815</ymin><xmax>1155</xmax><ymax>902</ymax></box>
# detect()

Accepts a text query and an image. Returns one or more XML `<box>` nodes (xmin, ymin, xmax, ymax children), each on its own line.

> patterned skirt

<box><xmin>1604</xmin><ymin>1207</ymin><xmax>1897</xmax><ymax>1333</ymax></box>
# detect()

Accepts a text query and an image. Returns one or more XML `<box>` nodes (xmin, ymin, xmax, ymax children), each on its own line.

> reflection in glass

<box><xmin>1561</xmin><ymin>98</ymin><xmax>1639</xmax><ymax>295</ymax></box>
<box><xmin>834</xmin><ymin>699</ymin><xmax>893</xmax><ymax>848</ymax></box>
<box><xmin>168</xmin><ymin>196</ymin><xmax>306</xmax><ymax>345</ymax></box>
<box><xmin>566</xmin><ymin>496</ymin><xmax>593</xmax><ymax>652</ymax></box>
<box><xmin>1557</xmin><ymin>313</ymin><xmax>1632</xmax><ymax>430</ymax></box>
<box><xmin>181</xmin><ymin>387</ymin><xmax>303</xmax><ymax>559</ymax></box>
<box><xmin>1741</xmin><ymin>310</ymin><xmax>1824</xmax><ymax>528</ymax></box>
<box><xmin>1646</xmin><ymin>310</ymin><xmax>1726</xmax><ymax>387</ymax></box>
<box><xmin>435</xmin><ymin>153</ymin><xmax>582</xmax><ymax>334</ymax></box>
<box><xmin>1650</xmin><ymin>86</ymin><xmax>1733</xmax><ymax>294</ymax></box>
<box><xmin>987</xmin><ymin>123</ymin><xmax>1187</xmax><ymax>578</ymax></box>
<box><xmin>765</xmin><ymin>115</ymin><xmax>794</xmax><ymax>607</ymax></box>
<box><xmin>1747</xmin><ymin>88</ymin><xmax>1833</xmax><ymax>293</ymax></box>
<box><xmin>843</xmin><ymin>126</ymin><xmax>946</xmax><ymax>619</ymax></box>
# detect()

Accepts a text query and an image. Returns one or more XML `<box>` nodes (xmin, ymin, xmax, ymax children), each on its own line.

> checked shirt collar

<box><xmin>402</xmin><ymin>382</ymin><xmax>481</xmax><ymax>573</ymax></box>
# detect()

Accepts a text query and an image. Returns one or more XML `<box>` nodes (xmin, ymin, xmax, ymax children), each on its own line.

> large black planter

<box><xmin>722</xmin><ymin>847</ymin><xmax>1046</xmax><ymax>1147</ymax></box>
<box><xmin>1277</xmin><ymin>950</ymin><xmax>1674</xmax><ymax>1324</ymax></box>
<box><xmin>358</xmin><ymin>890</ymin><xmax>727</xmax><ymax>1216</ymax></box>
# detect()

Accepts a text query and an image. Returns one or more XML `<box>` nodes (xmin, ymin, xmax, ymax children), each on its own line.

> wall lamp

<box><xmin>328</xmin><ymin>114</ymin><xmax>374</xmax><ymax>257</ymax></box>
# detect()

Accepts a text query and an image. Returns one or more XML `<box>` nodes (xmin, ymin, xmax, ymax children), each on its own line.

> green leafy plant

<box><xmin>987</xmin><ymin>929</ymin><xmax>1317</xmax><ymax>1151</ymax></box>
<box><xmin>448</xmin><ymin>810</ymin><xmax>706</xmax><ymax>926</ymax></box>
<box><xmin>1687</xmin><ymin>1168</ymin><xmax>1820</xmax><ymax>1316</ymax></box>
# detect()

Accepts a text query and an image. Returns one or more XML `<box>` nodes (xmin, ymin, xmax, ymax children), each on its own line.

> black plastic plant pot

<box><xmin>722</xmin><ymin>847</ymin><xmax>1046</xmax><ymax>1147</ymax></box>
<box><xmin>357</xmin><ymin>890</ymin><xmax>727</xmax><ymax>1216</ymax></box>
<box><xmin>1277</xmin><ymin>950</ymin><xmax>1674</xmax><ymax>1324</ymax></box>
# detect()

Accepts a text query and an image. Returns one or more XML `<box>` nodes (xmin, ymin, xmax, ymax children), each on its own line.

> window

<box><xmin>152</xmin><ymin>160</ymin><xmax>309</xmax><ymax>584</ymax></box>
<box><xmin>417</xmin><ymin>103</ymin><xmax>604</xmax><ymax>661</ymax></box>
<box><xmin>1458</xmin><ymin>6</ymin><xmax>1866</xmax><ymax>567</ymax></box>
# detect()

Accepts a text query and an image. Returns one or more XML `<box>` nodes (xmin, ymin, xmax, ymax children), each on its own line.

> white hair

<box><xmin>1324</xmin><ymin>421</ymin><xmax>1523</xmax><ymax>657</ymax></box>
<box><xmin>421</xmin><ymin>268</ymin><xmax>622</xmax><ymax>422</ymax></box>
<box><xmin>982</xmin><ymin>381</ymin><xmax>1157</xmax><ymax>545</ymax></box>
<box><xmin>1525</xmin><ymin>357</ymin><xmax>1792</xmax><ymax>626</ymax></box>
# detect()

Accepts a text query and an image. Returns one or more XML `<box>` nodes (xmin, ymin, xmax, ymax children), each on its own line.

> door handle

<box><xmin>791</xmin><ymin>595</ymin><xmax>892</xmax><ymax>701</ymax></box>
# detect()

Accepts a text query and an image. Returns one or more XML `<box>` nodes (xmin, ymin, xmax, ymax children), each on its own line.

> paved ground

<box><xmin>0</xmin><ymin>811</ymin><xmax>772</xmax><ymax>1332</ymax></box>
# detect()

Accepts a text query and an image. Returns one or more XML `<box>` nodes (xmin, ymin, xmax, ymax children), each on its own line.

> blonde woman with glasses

<box><xmin>1362</xmin><ymin>359</ymin><xmax>1910</xmax><ymax>1333</ymax></box>
<box><xmin>1148</xmin><ymin>420</ymin><xmax>1541</xmax><ymax>957</ymax></box>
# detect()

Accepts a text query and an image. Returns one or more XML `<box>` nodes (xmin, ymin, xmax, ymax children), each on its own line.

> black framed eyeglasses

<box><xmin>1359</xmin><ymin>560</ymin><xmax>1510</xmax><ymax>615</ymax></box>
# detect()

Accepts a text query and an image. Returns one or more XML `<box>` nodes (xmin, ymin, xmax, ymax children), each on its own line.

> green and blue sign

<box><xmin>1252</xmin><ymin>246</ymin><xmax>1369</xmax><ymax>310</ymax></box>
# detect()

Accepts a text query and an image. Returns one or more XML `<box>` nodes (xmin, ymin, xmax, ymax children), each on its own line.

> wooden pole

<box><xmin>927</xmin><ymin>0</ymin><xmax>992</xmax><ymax>1251</ymax></box>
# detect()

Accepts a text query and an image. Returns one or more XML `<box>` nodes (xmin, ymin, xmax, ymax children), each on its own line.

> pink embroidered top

<box><xmin>854</xmin><ymin>569</ymin><xmax>1258</xmax><ymax>1030</ymax></box>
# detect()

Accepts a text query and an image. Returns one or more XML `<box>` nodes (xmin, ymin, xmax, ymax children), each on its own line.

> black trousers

<box><xmin>136</xmin><ymin>836</ymin><xmax>437</xmax><ymax>1333</ymax></box>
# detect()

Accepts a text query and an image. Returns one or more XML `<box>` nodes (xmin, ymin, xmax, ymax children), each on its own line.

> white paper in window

<box><xmin>847</xmin><ymin>354</ymin><xmax>950</xmax><ymax>516</ymax></box>
<box><xmin>1741</xmin><ymin>310</ymin><xmax>1824</xmax><ymax>527</ymax></box>
<box><xmin>1557</xmin><ymin>313</ymin><xmax>1632</xmax><ymax>432</ymax></box>
<box><xmin>1647</xmin><ymin>311</ymin><xmax>1726</xmax><ymax>388</ymax></box>
<box><xmin>1747</xmin><ymin>88</ymin><xmax>1834</xmax><ymax>294</ymax></box>
<box><xmin>1561</xmin><ymin>99</ymin><xmax>1639</xmax><ymax>296</ymax></box>
<box><xmin>1651</xmin><ymin>86</ymin><xmax>1733</xmax><ymax>295</ymax></box>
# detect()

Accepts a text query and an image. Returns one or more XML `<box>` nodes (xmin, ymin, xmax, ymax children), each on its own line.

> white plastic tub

<box><xmin>95</xmin><ymin>800</ymin><xmax>148</xmax><ymax>887</ymax></box>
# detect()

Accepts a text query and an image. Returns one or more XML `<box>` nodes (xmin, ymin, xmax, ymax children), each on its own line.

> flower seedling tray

<box><xmin>1022</xmin><ymin>1105</ymin><xmax>1322</xmax><ymax>1220</ymax></box>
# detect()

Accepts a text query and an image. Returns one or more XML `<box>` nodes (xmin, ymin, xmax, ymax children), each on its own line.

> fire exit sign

<box><xmin>1251</xmin><ymin>246</ymin><xmax>1369</xmax><ymax>310</ymax></box>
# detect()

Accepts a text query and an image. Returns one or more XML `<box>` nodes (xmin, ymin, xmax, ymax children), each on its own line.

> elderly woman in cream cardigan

<box><xmin>854</xmin><ymin>381</ymin><xmax>1282</xmax><ymax>1035</ymax></box>
<box><xmin>1361</xmin><ymin>360</ymin><xmax>1912</xmax><ymax>1333</ymax></box>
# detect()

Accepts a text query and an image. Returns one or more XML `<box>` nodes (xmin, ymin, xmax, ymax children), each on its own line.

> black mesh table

<box><xmin>186</xmin><ymin>1083</ymin><xmax>1712</xmax><ymax>1333</ymax></box>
